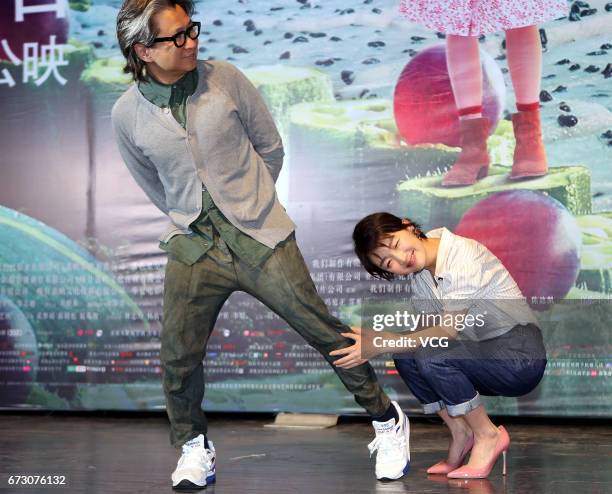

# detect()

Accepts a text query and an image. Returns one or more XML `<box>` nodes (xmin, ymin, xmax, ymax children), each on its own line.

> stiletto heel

<box><xmin>447</xmin><ymin>426</ymin><xmax>510</xmax><ymax>479</ymax></box>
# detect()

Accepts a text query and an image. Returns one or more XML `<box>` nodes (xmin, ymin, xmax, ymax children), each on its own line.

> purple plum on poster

<box><xmin>455</xmin><ymin>190</ymin><xmax>581</xmax><ymax>307</ymax></box>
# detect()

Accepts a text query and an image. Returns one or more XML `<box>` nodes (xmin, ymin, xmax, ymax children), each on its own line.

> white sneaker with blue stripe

<box><xmin>171</xmin><ymin>434</ymin><xmax>216</xmax><ymax>490</ymax></box>
<box><xmin>368</xmin><ymin>401</ymin><xmax>411</xmax><ymax>481</ymax></box>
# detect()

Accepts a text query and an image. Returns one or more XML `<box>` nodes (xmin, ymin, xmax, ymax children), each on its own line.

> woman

<box><xmin>398</xmin><ymin>0</ymin><xmax>567</xmax><ymax>185</ymax></box>
<box><xmin>330</xmin><ymin>212</ymin><xmax>547</xmax><ymax>478</ymax></box>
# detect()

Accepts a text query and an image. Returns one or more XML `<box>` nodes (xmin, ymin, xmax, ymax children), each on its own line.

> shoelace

<box><xmin>368</xmin><ymin>430</ymin><xmax>405</xmax><ymax>460</ymax></box>
<box><xmin>179</xmin><ymin>445</ymin><xmax>213</xmax><ymax>470</ymax></box>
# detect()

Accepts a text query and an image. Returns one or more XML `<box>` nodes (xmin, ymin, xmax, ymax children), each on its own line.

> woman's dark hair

<box><xmin>353</xmin><ymin>212</ymin><xmax>427</xmax><ymax>281</ymax></box>
<box><xmin>116</xmin><ymin>0</ymin><xmax>195</xmax><ymax>82</ymax></box>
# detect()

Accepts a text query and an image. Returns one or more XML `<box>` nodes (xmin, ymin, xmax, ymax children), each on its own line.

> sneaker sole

<box><xmin>172</xmin><ymin>479</ymin><xmax>207</xmax><ymax>491</ymax></box>
<box><xmin>172</xmin><ymin>469</ymin><xmax>215</xmax><ymax>491</ymax></box>
<box><xmin>379</xmin><ymin>461</ymin><xmax>411</xmax><ymax>482</ymax></box>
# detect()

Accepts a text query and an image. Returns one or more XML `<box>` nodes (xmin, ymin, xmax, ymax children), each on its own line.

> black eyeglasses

<box><xmin>151</xmin><ymin>21</ymin><xmax>201</xmax><ymax>48</ymax></box>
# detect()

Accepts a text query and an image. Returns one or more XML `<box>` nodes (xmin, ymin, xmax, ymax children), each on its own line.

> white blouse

<box><xmin>407</xmin><ymin>227</ymin><xmax>538</xmax><ymax>341</ymax></box>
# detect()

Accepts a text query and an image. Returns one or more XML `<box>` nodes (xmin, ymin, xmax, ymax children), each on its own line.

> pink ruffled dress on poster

<box><xmin>398</xmin><ymin>0</ymin><xmax>568</xmax><ymax>36</ymax></box>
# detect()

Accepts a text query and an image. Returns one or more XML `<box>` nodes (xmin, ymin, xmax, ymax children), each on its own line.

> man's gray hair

<box><xmin>116</xmin><ymin>0</ymin><xmax>195</xmax><ymax>82</ymax></box>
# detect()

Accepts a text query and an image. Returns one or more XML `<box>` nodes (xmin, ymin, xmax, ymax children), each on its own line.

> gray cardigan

<box><xmin>111</xmin><ymin>60</ymin><xmax>295</xmax><ymax>248</ymax></box>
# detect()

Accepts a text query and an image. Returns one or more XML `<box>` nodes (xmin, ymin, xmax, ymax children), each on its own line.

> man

<box><xmin>112</xmin><ymin>0</ymin><xmax>410</xmax><ymax>489</ymax></box>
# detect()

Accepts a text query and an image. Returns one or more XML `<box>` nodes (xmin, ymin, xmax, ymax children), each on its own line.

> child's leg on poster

<box><xmin>446</xmin><ymin>34</ymin><xmax>482</xmax><ymax>119</ymax></box>
<box><xmin>505</xmin><ymin>24</ymin><xmax>548</xmax><ymax>178</ymax></box>
<box><xmin>505</xmin><ymin>25</ymin><xmax>542</xmax><ymax>109</ymax></box>
<box><xmin>441</xmin><ymin>34</ymin><xmax>490</xmax><ymax>186</ymax></box>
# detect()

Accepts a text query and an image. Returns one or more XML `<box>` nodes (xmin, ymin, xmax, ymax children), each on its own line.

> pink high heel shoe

<box><xmin>427</xmin><ymin>434</ymin><xmax>475</xmax><ymax>474</ymax></box>
<box><xmin>447</xmin><ymin>426</ymin><xmax>510</xmax><ymax>479</ymax></box>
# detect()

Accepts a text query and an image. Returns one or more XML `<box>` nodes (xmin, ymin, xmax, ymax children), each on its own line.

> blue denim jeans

<box><xmin>393</xmin><ymin>323</ymin><xmax>547</xmax><ymax>417</ymax></box>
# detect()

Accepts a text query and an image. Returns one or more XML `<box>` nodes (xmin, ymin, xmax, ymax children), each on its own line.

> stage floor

<box><xmin>0</xmin><ymin>413</ymin><xmax>610</xmax><ymax>494</ymax></box>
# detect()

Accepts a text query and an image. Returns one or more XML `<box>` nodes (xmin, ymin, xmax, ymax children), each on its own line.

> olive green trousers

<box><xmin>161</xmin><ymin>232</ymin><xmax>391</xmax><ymax>448</ymax></box>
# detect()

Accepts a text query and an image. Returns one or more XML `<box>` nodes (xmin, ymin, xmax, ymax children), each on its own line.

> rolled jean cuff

<box><xmin>446</xmin><ymin>393</ymin><xmax>482</xmax><ymax>417</ymax></box>
<box><xmin>422</xmin><ymin>400</ymin><xmax>446</xmax><ymax>414</ymax></box>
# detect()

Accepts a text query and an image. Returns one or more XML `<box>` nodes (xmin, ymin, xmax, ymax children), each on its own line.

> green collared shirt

<box><xmin>138</xmin><ymin>69</ymin><xmax>198</xmax><ymax>126</ymax></box>
<box><xmin>138</xmin><ymin>69</ymin><xmax>273</xmax><ymax>267</ymax></box>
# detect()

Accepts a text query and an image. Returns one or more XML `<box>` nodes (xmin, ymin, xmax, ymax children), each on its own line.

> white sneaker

<box><xmin>368</xmin><ymin>401</ymin><xmax>411</xmax><ymax>480</ymax></box>
<box><xmin>171</xmin><ymin>434</ymin><xmax>216</xmax><ymax>490</ymax></box>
